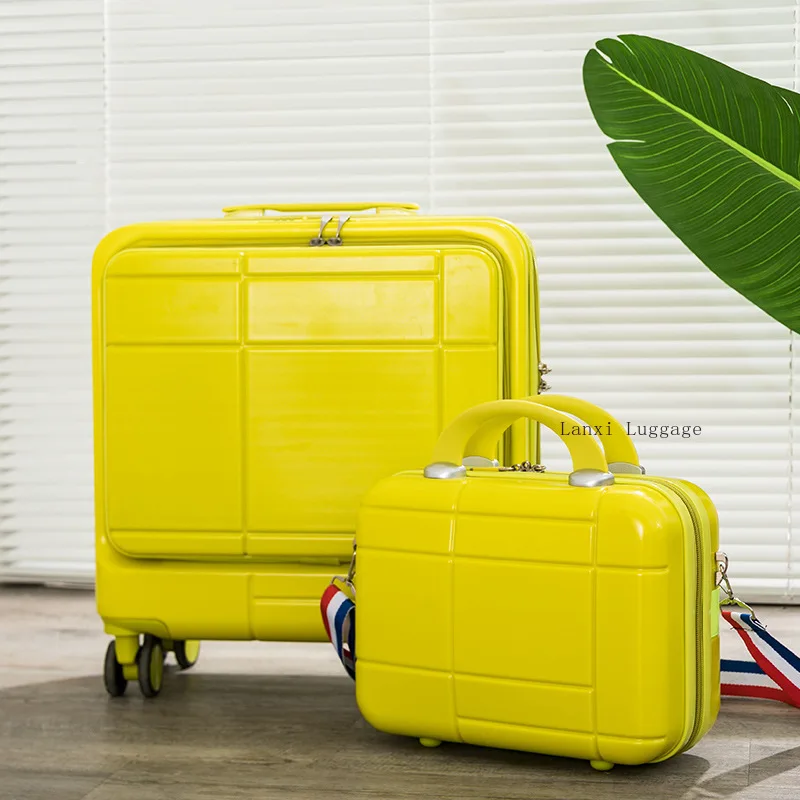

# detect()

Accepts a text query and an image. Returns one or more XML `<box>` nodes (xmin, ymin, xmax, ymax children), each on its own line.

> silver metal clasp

<box><xmin>716</xmin><ymin>551</ymin><xmax>758</xmax><ymax>620</ymax></box>
<box><xmin>568</xmin><ymin>469</ymin><xmax>615</xmax><ymax>487</ymax></box>
<box><xmin>423</xmin><ymin>462</ymin><xmax>467</xmax><ymax>479</ymax></box>
<box><xmin>715</xmin><ymin>551</ymin><xmax>730</xmax><ymax>593</ymax></box>
<box><xmin>462</xmin><ymin>456</ymin><xmax>501</xmax><ymax>468</ymax></box>
<box><xmin>345</xmin><ymin>543</ymin><xmax>356</xmax><ymax>586</ymax></box>
<box><xmin>608</xmin><ymin>462</ymin><xmax>646</xmax><ymax>475</ymax></box>
<box><xmin>330</xmin><ymin>542</ymin><xmax>357</xmax><ymax>598</ymax></box>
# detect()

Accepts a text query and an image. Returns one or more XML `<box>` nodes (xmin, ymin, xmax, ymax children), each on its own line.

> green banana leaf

<box><xmin>583</xmin><ymin>34</ymin><xmax>800</xmax><ymax>333</ymax></box>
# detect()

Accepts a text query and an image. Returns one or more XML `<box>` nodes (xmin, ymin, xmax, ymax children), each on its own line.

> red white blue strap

<box><xmin>721</xmin><ymin>607</ymin><xmax>800</xmax><ymax>708</ymax></box>
<box><xmin>321</xmin><ymin>583</ymin><xmax>356</xmax><ymax>680</ymax></box>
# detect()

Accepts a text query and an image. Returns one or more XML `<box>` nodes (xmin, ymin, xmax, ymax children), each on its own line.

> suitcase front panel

<box><xmin>100</xmin><ymin>244</ymin><xmax>506</xmax><ymax>561</ymax></box>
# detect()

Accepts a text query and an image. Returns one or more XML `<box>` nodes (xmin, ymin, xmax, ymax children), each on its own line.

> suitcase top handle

<box><xmin>464</xmin><ymin>394</ymin><xmax>643</xmax><ymax>476</ymax></box>
<box><xmin>222</xmin><ymin>202</ymin><xmax>419</xmax><ymax>217</ymax></box>
<box><xmin>426</xmin><ymin>399</ymin><xmax>614</xmax><ymax>488</ymax></box>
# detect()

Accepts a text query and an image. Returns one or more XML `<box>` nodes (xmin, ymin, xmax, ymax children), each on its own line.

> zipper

<box><xmin>646</xmin><ymin>477</ymin><xmax>708</xmax><ymax>752</ymax></box>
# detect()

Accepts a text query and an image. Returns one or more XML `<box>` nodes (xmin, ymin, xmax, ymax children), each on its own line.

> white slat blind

<box><xmin>2</xmin><ymin>0</ymin><xmax>798</xmax><ymax>600</ymax></box>
<box><xmin>431</xmin><ymin>0</ymin><xmax>798</xmax><ymax>602</ymax></box>
<box><xmin>105</xmin><ymin>0</ymin><xmax>432</xmax><ymax>227</ymax></box>
<box><xmin>432</xmin><ymin>0</ymin><xmax>800</xmax><ymax>600</ymax></box>
<box><xmin>0</xmin><ymin>0</ymin><xmax>104</xmax><ymax>583</ymax></box>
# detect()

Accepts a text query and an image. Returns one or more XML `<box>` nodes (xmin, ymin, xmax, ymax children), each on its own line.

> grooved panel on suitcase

<box><xmin>92</xmin><ymin>204</ymin><xmax>539</xmax><ymax>696</ymax></box>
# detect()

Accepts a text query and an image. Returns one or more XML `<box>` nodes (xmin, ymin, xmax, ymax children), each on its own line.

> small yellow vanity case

<box><xmin>355</xmin><ymin>397</ymin><xmax>721</xmax><ymax>769</ymax></box>
<box><xmin>92</xmin><ymin>202</ymin><xmax>541</xmax><ymax>696</ymax></box>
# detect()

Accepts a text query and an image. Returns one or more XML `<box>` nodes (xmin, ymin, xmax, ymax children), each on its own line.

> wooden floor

<box><xmin>1</xmin><ymin>587</ymin><xmax>799</xmax><ymax>800</ymax></box>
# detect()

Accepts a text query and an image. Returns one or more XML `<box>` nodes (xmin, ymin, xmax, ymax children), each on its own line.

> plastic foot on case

<box><xmin>590</xmin><ymin>760</ymin><xmax>615</xmax><ymax>772</ymax></box>
<box><xmin>419</xmin><ymin>738</ymin><xmax>442</xmax><ymax>748</ymax></box>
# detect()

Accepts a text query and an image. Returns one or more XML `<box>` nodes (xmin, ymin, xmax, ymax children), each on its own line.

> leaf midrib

<box><xmin>601</xmin><ymin>56</ymin><xmax>800</xmax><ymax>192</ymax></box>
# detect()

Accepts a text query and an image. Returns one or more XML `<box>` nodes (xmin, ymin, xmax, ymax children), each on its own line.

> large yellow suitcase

<box><xmin>355</xmin><ymin>397</ymin><xmax>721</xmax><ymax>769</ymax></box>
<box><xmin>92</xmin><ymin>202</ymin><xmax>541</xmax><ymax>696</ymax></box>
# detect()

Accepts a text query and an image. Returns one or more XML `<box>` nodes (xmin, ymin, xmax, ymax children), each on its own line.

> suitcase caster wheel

<box><xmin>103</xmin><ymin>640</ymin><xmax>128</xmax><ymax>697</ymax></box>
<box><xmin>590</xmin><ymin>760</ymin><xmax>615</xmax><ymax>772</ymax></box>
<box><xmin>174</xmin><ymin>640</ymin><xmax>200</xmax><ymax>670</ymax></box>
<box><xmin>137</xmin><ymin>635</ymin><xmax>164</xmax><ymax>698</ymax></box>
<box><xmin>419</xmin><ymin>738</ymin><xmax>442</xmax><ymax>748</ymax></box>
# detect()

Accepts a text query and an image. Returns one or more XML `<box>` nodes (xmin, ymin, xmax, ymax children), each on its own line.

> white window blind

<box><xmin>1</xmin><ymin>0</ymin><xmax>798</xmax><ymax>601</ymax></box>
<box><xmin>105</xmin><ymin>0</ymin><xmax>433</xmax><ymax>227</ymax></box>
<box><xmin>0</xmin><ymin>0</ymin><xmax>104</xmax><ymax>583</ymax></box>
<box><xmin>429</xmin><ymin>0</ymin><xmax>799</xmax><ymax>604</ymax></box>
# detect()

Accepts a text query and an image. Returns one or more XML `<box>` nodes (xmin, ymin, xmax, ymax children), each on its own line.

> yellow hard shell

<box><xmin>353</xmin><ymin>397</ymin><xmax>719</xmax><ymax>768</ymax></box>
<box><xmin>93</xmin><ymin>208</ymin><xmax>538</xmax><ymax>643</ymax></box>
<box><xmin>355</xmin><ymin>469</ymin><xmax>719</xmax><ymax>767</ymax></box>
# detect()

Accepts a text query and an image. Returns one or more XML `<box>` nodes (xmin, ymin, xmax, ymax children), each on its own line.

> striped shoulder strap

<box><xmin>721</xmin><ymin>607</ymin><xmax>800</xmax><ymax>708</ymax></box>
<box><xmin>321</xmin><ymin>582</ymin><xmax>356</xmax><ymax>680</ymax></box>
